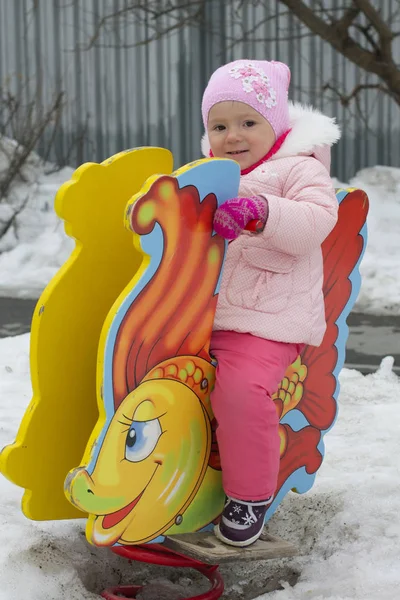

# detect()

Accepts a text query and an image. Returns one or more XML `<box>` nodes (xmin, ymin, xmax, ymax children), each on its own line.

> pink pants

<box><xmin>210</xmin><ymin>330</ymin><xmax>303</xmax><ymax>501</ymax></box>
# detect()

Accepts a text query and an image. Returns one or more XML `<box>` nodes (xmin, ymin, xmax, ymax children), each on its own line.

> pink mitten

<box><xmin>213</xmin><ymin>196</ymin><xmax>268</xmax><ymax>240</ymax></box>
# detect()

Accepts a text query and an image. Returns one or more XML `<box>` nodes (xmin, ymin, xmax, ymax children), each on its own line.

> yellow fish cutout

<box><xmin>0</xmin><ymin>147</ymin><xmax>173</xmax><ymax>520</ymax></box>
<box><xmin>65</xmin><ymin>158</ymin><xmax>241</xmax><ymax>546</ymax></box>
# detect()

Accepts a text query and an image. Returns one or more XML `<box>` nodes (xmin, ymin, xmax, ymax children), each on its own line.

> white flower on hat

<box><xmin>242</xmin><ymin>75</ymin><xmax>257</xmax><ymax>92</ymax></box>
<box><xmin>265</xmin><ymin>88</ymin><xmax>277</xmax><ymax>108</ymax></box>
<box><xmin>228</xmin><ymin>66</ymin><xmax>242</xmax><ymax>79</ymax></box>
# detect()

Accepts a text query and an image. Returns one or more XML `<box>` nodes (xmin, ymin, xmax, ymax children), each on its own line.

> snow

<box><xmin>346</xmin><ymin>166</ymin><xmax>400</xmax><ymax>315</ymax></box>
<box><xmin>0</xmin><ymin>138</ymin><xmax>74</xmax><ymax>298</ymax></box>
<box><xmin>1</xmin><ymin>333</ymin><xmax>399</xmax><ymax>599</ymax></box>
<box><xmin>0</xmin><ymin>138</ymin><xmax>399</xmax><ymax>314</ymax></box>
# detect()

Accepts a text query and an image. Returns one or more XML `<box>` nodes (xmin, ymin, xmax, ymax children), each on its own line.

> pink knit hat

<box><xmin>201</xmin><ymin>59</ymin><xmax>291</xmax><ymax>139</ymax></box>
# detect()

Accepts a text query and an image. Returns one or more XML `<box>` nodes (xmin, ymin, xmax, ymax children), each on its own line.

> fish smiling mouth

<box><xmin>102</xmin><ymin>491</ymin><xmax>144</xmax><ymax>529</ymax></box>
<box><xmin>101</xmin><ymin>464</ymin><xmax>160</xmax><ymax>530</ymax></box>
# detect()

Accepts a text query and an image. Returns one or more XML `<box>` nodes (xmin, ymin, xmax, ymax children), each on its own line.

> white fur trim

<box><xmin>201</xmin><ymin>132</ymin><xmax>211</xmax><ymax>157</ymax></box>
<box><xmin>200</xmin><ymin>102</ymin><xmax>340</xmax><ymax>159</ymax></box>
<box><xmin>273</xmin><ymin>102</ymin><xmax>341</xmax><ymax>160</ymax></box>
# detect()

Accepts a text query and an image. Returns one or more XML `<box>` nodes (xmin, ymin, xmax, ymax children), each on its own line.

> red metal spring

<box><xmin>101</xmin><ymin>543</ymin><xmax>224</xmax><ymax>600</ymax></box>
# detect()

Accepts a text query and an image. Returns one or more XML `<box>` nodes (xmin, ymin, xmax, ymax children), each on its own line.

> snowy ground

<box><xmin>1</xmin><ymin>333</ymin><xmax>399</xmax><ymax>599</ymax></box>
<box><xmin>0</xmin><ymin>138</ymin><xmax>399</xmax><ymax>314</ymax></box>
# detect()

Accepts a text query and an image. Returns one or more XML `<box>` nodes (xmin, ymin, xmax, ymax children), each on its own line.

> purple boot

<box><xmin>214</xmin><ymin>496</ymin><xmax>273</xmax><ymax>547</ymax></box>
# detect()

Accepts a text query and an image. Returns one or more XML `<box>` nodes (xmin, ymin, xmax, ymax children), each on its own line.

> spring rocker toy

<box><xmin>0</xmin><ymin>147</ymin><xmax>368</xmax><ymax>599</ymax></box>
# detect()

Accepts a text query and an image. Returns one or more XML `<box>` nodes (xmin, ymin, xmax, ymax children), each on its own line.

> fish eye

<box><xmin>125</xmin><ymin>419</ymin><xmax>162</xmax><ymax>462</ymax></box>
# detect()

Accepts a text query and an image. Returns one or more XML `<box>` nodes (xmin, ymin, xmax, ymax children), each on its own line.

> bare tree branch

<box><xmin>0</xmin><ymin>194</ymin><xmax>30</xmax><ymax>242</ymax></box>
<box><xmin>0</xmin><ymin>91</ymin><xmax>64</xmax><ymax>199</ymax></box>
<box><xmin>278</xmin><ymin>0</ymin><xmax>400</xmax><ymax>105</ymax></box>
<box><xmin>322</xmin><ymin>81</ymin><xmax>390</xmax><ymax>106</ymax></box>
<box><xmin>86</xmin><ymin>0</ymin><xmax>207</xmax><ymax>50</ymax></box>
<box><xmin>352</xmin><ymin>23</ymin><xmax>381</xmax><ymax>54</ymax></box>
<box><xmin>353</xmin><ymin>0</ymin><xmax>394</xmax><ymax>61</ymax></box>
<box><xmin>335</xmin><ymin>5</ymin><xmax>361</xmax><ymax>34</ymax></box>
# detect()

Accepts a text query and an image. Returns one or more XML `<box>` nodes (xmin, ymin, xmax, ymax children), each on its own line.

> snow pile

<box><xmin>0</xmin><ymin>137</ymin><xmax>74</xmax><ymax>297</ymax></box>
<box><xmin>349</xmin><ymin>166</ymin><xmax>400</xmax><ymax>315</ymax></box>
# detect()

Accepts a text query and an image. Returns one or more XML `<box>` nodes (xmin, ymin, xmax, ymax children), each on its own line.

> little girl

<box><xmin>201</xmin><ymin>59</ymin><xmax>340</xmax><ymax>547</ymax></box>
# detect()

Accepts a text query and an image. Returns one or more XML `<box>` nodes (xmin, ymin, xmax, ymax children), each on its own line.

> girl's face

<box><xmin>207</xmin><ymin>101</ymin><xmax>276</xmax><ymax>170</ymax></box>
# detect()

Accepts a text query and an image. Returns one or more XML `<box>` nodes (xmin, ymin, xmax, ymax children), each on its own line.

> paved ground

<box><xmin>345</xmin><ymin>312</ymin><xmax>400</xmax><ymax>373</ymax></box>
<box><xmin>0</xmin><ymin>297</ymin><xmax>399</xmax><ymax>373</ymax></box>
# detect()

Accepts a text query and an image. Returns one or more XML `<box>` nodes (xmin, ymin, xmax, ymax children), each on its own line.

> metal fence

<box><xmin>0</xmin><ymin>0</ymin><xmax>399</xmax><ymax>181</ymax></box>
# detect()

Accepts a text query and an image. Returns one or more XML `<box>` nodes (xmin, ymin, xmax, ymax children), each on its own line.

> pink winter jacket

<box><xmin>202</xmin><ymin>103</ymin><xmax>341</xmax><ymax>346</ymax></box>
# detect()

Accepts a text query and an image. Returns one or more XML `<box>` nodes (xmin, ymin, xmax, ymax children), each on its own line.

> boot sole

<box><xmin>213</xmin><ymin>524</ymin><xmax>263</xmax><ymax>548</ymax></box>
